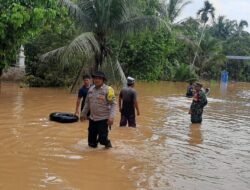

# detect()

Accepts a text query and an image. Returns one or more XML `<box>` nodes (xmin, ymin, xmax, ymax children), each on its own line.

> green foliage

<box><xmin>221</xmin><ymin>35</ymin><xmax>250</xmax><ymax>81</ymax></box>
<box><xmin>165</xmin><ymin>0</ymin><xmax>191</xmax><ymax>23</ymax></box>
<box><xmin>24</xmin><ymin>13</ymin><xmax>79</xmax><ymax>87</ymax></box>
<box><xmin>173</xmin><ymin>63</ymin><xmax>198</xmax><ymax>81</ymax></box>
<box><xmin>0</xmin><ymin>0</ymin><xmax>62</xmax><ymax>74</ymax></box>
<box><xmin>4</xmin><ymin>0</ymin><xmax>249</xmax><ymax>85</ymax></box>
<box><xmin>42</xmin><ymin>0</ymin><xmax>168</xmax><ymax>88</ymax></box>
<box><xmin>139</xmin><ymin>0</ymin><xmax>161</xmax><ymax>16</ymax></box>
<box><xmin>24</xmin><ymin>59</ymin><xmax>82</xmax><ymax>87</ymax></box>
<box><xmin>197</xmin><ymin>0</ymin><xmax>215</xmax><ymax>24</ymax></box>
<box><xmin>119</xmin><ymin>30</ymin><xmax>173</xmax><ymax>81</ymax></box>
<box><xmin>24</xmin><ymin>75</ymin><xmax>46</xmax><ymax>87</ymax></box>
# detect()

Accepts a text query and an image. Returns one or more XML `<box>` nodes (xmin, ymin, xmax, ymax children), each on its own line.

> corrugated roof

<box><xmin>226</xmin><ymin>56</ymin><xmax>250</xmax><ymax>60</ymax></box>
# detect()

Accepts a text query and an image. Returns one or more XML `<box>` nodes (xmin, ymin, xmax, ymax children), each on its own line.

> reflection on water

<box><xmin>188</xmin><ymin>124</ymin><xmax>203</xmax><ymax>145</ymax></box>
<box><xmin>220</xmin><ymin>82</ymin><xmax>228</xmax><ymax>96</ymax></box>
<box><xmin>0</xmin><ymin>82</ymin><xmax>250</xmax><ymax>190</ymax></box>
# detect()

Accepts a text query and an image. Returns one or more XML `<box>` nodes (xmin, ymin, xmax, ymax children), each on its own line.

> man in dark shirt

<box><xmin>75</xmin><ymin>74</ymin><xmax>91</xmax><ymax>116</ymax></box>
<box><xmin>119</xmin><ymin>76</ymin><xmax>140</xmax><ymax>127</ymax></box>
<box><xmin>186</xmin><ymin>81</ymin><xmax>194</xmax><ymax>98</ymax></box>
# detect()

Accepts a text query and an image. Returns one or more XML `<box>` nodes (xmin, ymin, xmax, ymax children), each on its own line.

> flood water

<box><xmin>0</xmin><ymin>81</ymin><xmax>249</xmax><ymax>190</ymax></box>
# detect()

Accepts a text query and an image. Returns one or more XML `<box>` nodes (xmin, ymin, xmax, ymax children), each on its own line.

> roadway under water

<box><xmin>0</xmin><ymin>81</ymin><xmax>249</xmax><ymax>190</ymax></box>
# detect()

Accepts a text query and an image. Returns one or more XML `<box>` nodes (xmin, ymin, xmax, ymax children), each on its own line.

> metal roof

<box><xmin>226</xmin><ymin>56</ymin><xmax>250</xmax><ymax>60</ymax></box>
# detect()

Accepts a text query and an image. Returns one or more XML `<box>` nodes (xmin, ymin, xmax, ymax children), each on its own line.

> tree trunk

<box><xmin>190</xmin><ymin>23</ymin><xmax>207</xmax><ymax>71</ymax></box>
<box><xmin>95</xmin><ymin>35</ymin><xmax>108</xmax><ymax>72</ymax></box>
<box><xmin>70</xmin><ymin>57</ymin><xmax>95</xmax><ymax>93</ymax></box>
<box><xmin>94</xmin><ymin>52</ymin><xmax>103</xmax><ymax>72</ymax></box>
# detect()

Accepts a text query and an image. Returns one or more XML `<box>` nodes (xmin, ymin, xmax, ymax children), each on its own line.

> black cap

<box><xmin>92</xmin><ymin>71</ymin><xmax>107</xmax><ymax>81</ymax></box>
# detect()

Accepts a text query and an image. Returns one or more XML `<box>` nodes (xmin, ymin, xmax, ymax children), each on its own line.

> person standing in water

<box><xmin>119</xmin><ymin>76</ymin><xmax>140</xmax><ymax>127</ymax></box>
<box><xmin>186</xmin><ymin>81</ymin><xmax>194</xmax><ymax>97</ymax></box>
<box><xmin>75</xmin><ymin>74</ymin><xmax>91</xmax><ymax>116</ymax></box>
<box><xmin>80</xmin><ymin>71</ymin><xmax>115</xmax><ymax>148</ymax></box>
<box><xmin>189</xmin><ymin>82</ymin><xmax>207</xmax><ymax>123</ymax></box>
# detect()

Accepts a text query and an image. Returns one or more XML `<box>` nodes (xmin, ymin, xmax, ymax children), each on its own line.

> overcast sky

<box><xmin>177</xmin><ymin>0</ymin><xmax>250</xmax><ymax>31</ymax></box>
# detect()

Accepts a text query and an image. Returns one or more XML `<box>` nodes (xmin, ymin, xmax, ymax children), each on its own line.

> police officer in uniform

<box><xmin>80</xmin><ymin>71</ymin><xmax>116</xmax><ymax>148</ymax></box>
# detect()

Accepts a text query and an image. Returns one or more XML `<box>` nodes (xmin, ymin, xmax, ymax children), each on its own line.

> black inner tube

<box><xmin>49</xmin><ymin>112</ymin><xmax>79</xmax><ymax>123</ymax></box>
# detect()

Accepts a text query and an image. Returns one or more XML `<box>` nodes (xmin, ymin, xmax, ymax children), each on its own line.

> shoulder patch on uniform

<box><xmin>107</xmin><ymin>86</ymin><xmax>115</xmax><ymax>101</ymax></box>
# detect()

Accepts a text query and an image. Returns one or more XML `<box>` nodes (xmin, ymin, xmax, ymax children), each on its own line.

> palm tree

<box><xmin>158</xmin><ymin>0</ymin><xmax>191</xmax><ymax>23</ymax></box>
<box><xmin>191</xmin><ymin>0</ymin><xmax>215</xmax><ymax>69</ymax></box>
<box><xmin>42</xmin><ymin>0</ymin><xmax>168</xmax><ymax>90</ymax></box>
<box><xmin>237</xmin><ymin>20</ymin><xmax>248</xmax><ymax>36</ymax></box>
<box><xmin>212</xmin><ymin>16</ymin><xmax>227</xmax><ymax>39</ymax></box>
<box><xmin>212</xmin><ymin>16</ymin><xmax>237</xmax><ymax>40</ymax></box>
<box><xmin>197</xmin><ymin>34</ymin><xmax>226</xmax><ymax>77</ymax></box>
<box><xmin>197</xmin><ymin>0</ymin><xmax>215</xmax><ymax>24</ymax></box>
<box><xmin>177</xmin><ymin>17</ymin><xmax>200</xmax><ymax>63</ymax></box>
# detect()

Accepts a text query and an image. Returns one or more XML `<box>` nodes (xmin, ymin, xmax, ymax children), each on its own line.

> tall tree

<box><xmin>211</xmin><ymin>16</ymin><xmax>237</xmax><ymax>40</ymax></box>
<box><xmin>237</xmin><ymin>20</ymin><xmax>248</xmax><ymax>37</ymax></box>
<box><xmin>162</xmin><ymin>0</ymin><xmax>191</xmax><ymax>23</ymax></box>
<box><xmin>191</xmin><ymin>0</ymin><xmax>215</xmax><ymax>68</ymax></box>
<box><xmin>42</xmin><ymin>0</ymin><xmax>169</xmax><ymax>89</ymax></box>
<box><xmin>196</xmin><ymin>34</ymin><xmax>225</xmax><ymax>77</ymax></box>
<box><xmin>139</xmin><ymin>0</ymin><xmax>161</xmax><ymax>16</ymax></box>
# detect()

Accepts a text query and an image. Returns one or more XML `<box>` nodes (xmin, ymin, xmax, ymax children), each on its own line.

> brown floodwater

<box><xmin>0</xmin><ymin>81</ymin><xmax>249</xmax><ymax>190</ymax></box>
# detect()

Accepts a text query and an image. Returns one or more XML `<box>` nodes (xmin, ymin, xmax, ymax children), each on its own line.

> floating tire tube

<box><xmin>49</xmin><ymin>112</ymin><xmax>79</xmax><ymax>123</ymax></box>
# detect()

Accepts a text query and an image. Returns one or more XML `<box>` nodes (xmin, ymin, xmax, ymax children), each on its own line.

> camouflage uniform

<box><xmin>190</xmin><ymin>90</ymin><xmax>207</xmax><ymax>123</ymax></box>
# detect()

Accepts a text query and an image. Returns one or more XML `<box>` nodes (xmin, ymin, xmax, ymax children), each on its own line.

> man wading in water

<box><xmin>119</xmin><ymin>76</ymin><xmax>140</xmax><ymax>127</ymax></box>
<box><xmin>75</xmin><ymin>74</ymin><xmax>91</xmax><ymax>116</ymax></box>
<box><xmin>80</xmin><ymin>71</ymin><xmax>115</xmax><ymax>148</ymax></box>
<box><xmin>189</xmin><ymin>82</ymin><xmax>207</xmax><ymax>123</ymax></box>
<box><xmin>186</xmin><ymin>81</ymin><xmax>194</xmax><ymax>98</ymax></box>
